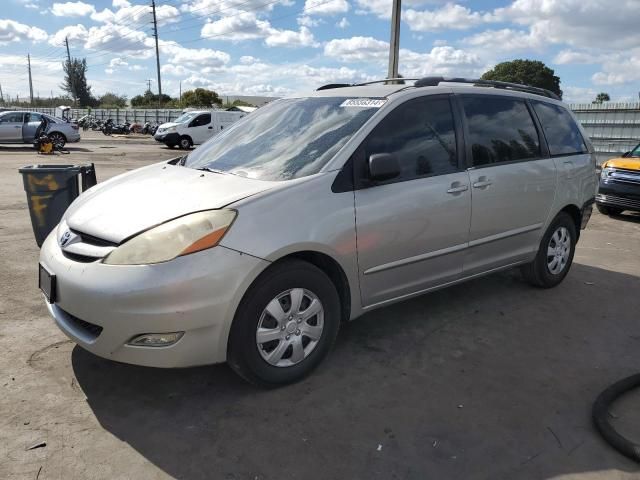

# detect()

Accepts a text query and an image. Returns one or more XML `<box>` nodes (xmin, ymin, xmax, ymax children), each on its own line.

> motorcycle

<box><xmin>142</xmin><ymin>122</ymin><xmax>158</xmax><ymax>135</ymax></box>
<box><xmin>102</xmin><ymin>119</ymin><xmax>130</xmax><ymax>135</ymax></box>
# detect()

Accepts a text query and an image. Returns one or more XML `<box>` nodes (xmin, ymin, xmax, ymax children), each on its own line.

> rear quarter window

<box><xmin>531</xmin><ymin>101</ymin><xmax>588</xmax><ymax>156</ymax></box>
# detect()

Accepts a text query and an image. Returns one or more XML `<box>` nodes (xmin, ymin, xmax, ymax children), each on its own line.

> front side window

<box><xmin>185</xmin><ymin>97</ymin><xmax>379</xmax><ymax>181</ymax></box>
<box><xmin>190</xmin><ymin>113</ymin><xmax>211</xmax><ymax>127</ymax></box>
<box><xmin>1</xmin><ymin>112</ymin><xmax>24</xmax><ymax>123</ymax></box>
<box><xmin>363</xmin><ymin>96</ymin><xmax>458</xmax><ymax>182</ymax></box>
<box><xmin>462</xmin><ymin>96</ymin><xmax>540</xmax><ymax>167</ymax></box>
<box><xmin>532</xmin><ymin>101</ymin><xmax>588</xmax><ymax>156</ymax></box>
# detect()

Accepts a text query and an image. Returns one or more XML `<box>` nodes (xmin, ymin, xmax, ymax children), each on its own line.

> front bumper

<box><xmin>597</xmin><ymin>180</ymin><xmax>640</xmax><ymax>212</ymax></box>
<box><xmin>39</xmin><ymin>232</ymin><xmax>269</xmax><ymax>367</ymax></box>
<box><xmin>154</xmin><ymin>132</ymin><xmax>180</xmax><ymax>145</ymax></box>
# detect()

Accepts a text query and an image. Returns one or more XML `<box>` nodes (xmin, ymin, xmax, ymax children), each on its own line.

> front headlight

<box><xmin>103</xmin><ymin>209</ymin><xmax>237</xmax><ymax>265</ymax></box>
<box><xmin>600</xmin><ymin>167</ymin><xmax>611</xmax><ymax>181</ymax></box>
<box><xmin>166</xmin><ymin>126</ymin><xmax>177</xmax><ymax>133</ymax></box>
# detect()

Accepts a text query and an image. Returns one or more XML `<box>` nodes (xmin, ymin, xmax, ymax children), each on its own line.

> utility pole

<box><xmin>179</xmin><ymin>80</ymin><xmax>182</xmax><ymax>106</ymax></box>
<box><xmin>27</xmin><ymin>54</ymin><xmax>34</xmax><ymax>105</ymax></box>
<box><xmin>65</xmin><ymin>36</ymin><xmax>76</xmax><ymax>106</ymax></box>
<box><xmin>146</xmin><ymin>79</ymin><xmax>152</xmax><ymax>92</ymax></box>
<box><xmin>387</xmin><ymin>0</ymin><xmax>401</xmax><ymax>81</ymax></box>
<box><xmin>151</xmin><ymin>0</ymin><xmax>162</xmax><ymax>117</ymax></box>
<box><xmin>0</xmin><ymin>83</ymin><xmax>4</xmax><ymax>104</ymax></box>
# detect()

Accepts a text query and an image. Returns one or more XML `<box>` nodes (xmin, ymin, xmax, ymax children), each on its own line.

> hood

<box><xmin>603</xmin><ymin>157</ymin><xmax>640</xmax><ymax>171</ymax></box>
<box><xmin>64</xmin><ymin>162</ymin><xmax>275</xmax><ymax>243</ymax></box>
<box><xmin>158</xmin><ymin>122</ymin><xmax>181</xmax><ymax>130</ymax></box>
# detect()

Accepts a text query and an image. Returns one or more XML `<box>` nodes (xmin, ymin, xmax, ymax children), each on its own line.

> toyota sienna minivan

<box><xmin>39</xmin><ymin>77</ymin><xmax>596</xmax><ymax>386</ymax></box>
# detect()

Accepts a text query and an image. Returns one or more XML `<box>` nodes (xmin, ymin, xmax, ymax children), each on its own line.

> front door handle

<box><xmin>447</xmin><ymin>183</ymin><xmax>469</xmax><ymax>194</ymax></box>
<box><xmin>473</xmin><ymin>176</ymin><xmax>492</xmax><ymax>189</ymax></box>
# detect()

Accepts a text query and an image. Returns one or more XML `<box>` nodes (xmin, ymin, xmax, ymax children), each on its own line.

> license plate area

<box><xmin>39</xmin><ymin>263</ymin><xmax>56</xmax><ymax>303</ymax></box>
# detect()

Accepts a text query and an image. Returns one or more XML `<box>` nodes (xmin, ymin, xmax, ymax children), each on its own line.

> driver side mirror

<box><xmin>368</xmin><ymin>153</ymin><xmax>400</xmax><ymax>182</ymax></box>
<box><xmin>622</xmin><ymin>151</ymin><xmax>631</xmax><ymax>158</ymax></box>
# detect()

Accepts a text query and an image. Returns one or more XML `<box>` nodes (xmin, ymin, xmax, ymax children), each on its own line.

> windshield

<box><xmin>184</xmin><ymin>97</ymin><xmax>382</xmax><ymax>181</ymax></box>
<box><xmin>630</xmin><ymin>143</ymin><xmax>640</xmax><ymax>157</ymax></box>
<box><xmin>174</xmin><ymin>112</ymin><xmax>199</xmax><ymax>124</ymax></box>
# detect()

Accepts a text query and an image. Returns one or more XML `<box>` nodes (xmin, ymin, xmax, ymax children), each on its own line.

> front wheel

<box><xmin>179</xmin><ymin>136</ymin><xmax>192</xmax><ymax>150</ymax></box>
<box><xmin>227</xmin><ymin>260</ymin><xmax>341</xmax><ymax>387</ymax></box>
<box><xmin>521</xmin><ymin>212</ymin><xmax>577</xmax><ymax>288</ymax></box>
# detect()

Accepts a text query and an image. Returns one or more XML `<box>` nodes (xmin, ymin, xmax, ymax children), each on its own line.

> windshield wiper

<box><xmin>195</xmin><ymin>166</ymin><xmax>235</xmax><ymax>176</ymax></box>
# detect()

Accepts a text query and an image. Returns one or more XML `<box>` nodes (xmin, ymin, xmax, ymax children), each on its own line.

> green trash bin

<box><xmin>19</xmin><ymin>163</ymin><xmax>97</xmax><ymax>247</ymax></box>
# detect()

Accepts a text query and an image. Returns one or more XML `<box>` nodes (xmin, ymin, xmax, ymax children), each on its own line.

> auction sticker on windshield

<box><xmin>340</xmin><ymin>99</ymin><xmax>387</xmax><ymax>108</ymax></box>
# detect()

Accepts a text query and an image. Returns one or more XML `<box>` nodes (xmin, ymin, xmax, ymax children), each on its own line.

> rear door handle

<box><xmin>447</xmin><ymin>183</ymin><xmax>469</xmax><ymax>194</ymax></box>
<box><xmin>472</xmin><ymin>177</ymin><xmax>492</xmax><ymax>189</ymax></box>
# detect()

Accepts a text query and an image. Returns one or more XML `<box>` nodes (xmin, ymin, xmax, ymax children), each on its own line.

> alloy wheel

<box><xmin>547</xmin><ymin>226</ymin><xmax>571</xmax><ymax>275</ymax></box>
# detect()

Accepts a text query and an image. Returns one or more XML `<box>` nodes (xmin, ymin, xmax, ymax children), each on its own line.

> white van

<box><xmin>154</xmin><ymin>109</ymin><xmax>246</xmax><ymax>149</ymax></box>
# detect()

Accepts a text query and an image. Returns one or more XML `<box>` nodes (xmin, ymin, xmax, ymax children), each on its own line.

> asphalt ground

<box><xmin>1</xmin><ymin>137</ymin><xmax>639</xmax><ymax>479</ymax></box>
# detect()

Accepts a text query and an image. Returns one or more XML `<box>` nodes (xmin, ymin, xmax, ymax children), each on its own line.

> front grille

<box><xmin>62</xmin><ymin>308</ymin><xmax>104</xmax><ymax>340</ymax></box>
<box><xmin>70</xmin><ymin>229</ymin><xmax>117</xmax><ymax>247</ymax></box>
<box><xmin>596</xmin><ymin>193</ymin><xmax>640</xmax><ymax>210</ymax></box>
<box><xmin>603</xmin><ymin>168</ymin><xmax>640</xmax><ymax>185</ymax></box>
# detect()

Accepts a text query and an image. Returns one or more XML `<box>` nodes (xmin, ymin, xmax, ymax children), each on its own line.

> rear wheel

<box><xmin>521</xmin><ymin>212</ymin><xmax>576</xmax><ymax>288</ymax></box>
<box><xmin>48</xmin><ymin>132</ymin><xmax>66</xmax><ymax>148</ymax></box>
<box><xmin>179</xmin><ymin>136</ymin><xmax>192</xmax><ymax>150</ymax></box>
<box><xmin>227</xmin><ymin>260</ymin><xmax>341</xmax><ymax>387</ymax></box>
<box><xmin>596</xmin><ymin>204</ymin><xmax>623</xmax><ymax>216</ymax></box>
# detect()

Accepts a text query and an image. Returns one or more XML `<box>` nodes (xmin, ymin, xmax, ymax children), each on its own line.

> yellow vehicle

<box><xmin>596</xmin><ymin>142</ymin><xmax>640</xmax><ymax>215</ymax></box>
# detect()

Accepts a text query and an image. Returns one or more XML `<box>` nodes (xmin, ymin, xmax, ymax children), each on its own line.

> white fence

<box><xmin>18</xmin><ymin>107</ymin><xmax>192</xmax><ymax>124</ymax></box>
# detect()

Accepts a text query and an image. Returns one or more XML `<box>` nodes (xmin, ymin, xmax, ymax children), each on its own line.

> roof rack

<box><xmin>414</xmin><ymin>76</ymin><xmax>561</xmax><ymax>100</ymax></box>
<box><xmin>316</xmin><ymin>78</ymin><xmax>418</xmax><ymax>91</ymax></box>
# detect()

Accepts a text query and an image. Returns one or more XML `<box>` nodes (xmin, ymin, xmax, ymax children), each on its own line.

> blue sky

<box><xmin>2</xmin><ymin>0</ymin><xmax>639</xmax><ymax>103</ymax></box>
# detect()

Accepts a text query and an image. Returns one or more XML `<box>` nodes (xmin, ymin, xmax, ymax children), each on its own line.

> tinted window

<box><xmin>532</xmin><ymin>101</ymin><xmax>588</xmax><ymax>156</ymax></box>
<box><xmin>364</xmin><ymin>97</ymin><xmax>457</xmax><ymax>181</ymax></box>
<box><xmin>190</xmin><ymin>113</ymin><xmax>211</xmax><ymax>127</ymax></box>
<box><xmin>1</xmin><ymin>112</ymin><xmax>24</xmax><ymax>123</ymax></box>
<box><xmin>462</xmin><ymin>96</ymin><xmax>540</xmax><ymax>166</ymax></box>
<box><xmin>185</xmin><ymin>97</ymin><xmax>379</xmax><ymax>181</ymax></box>
<box><xmin>26</xmin><ymin>113</ymin><xmax>42</xmax><ymax>123</ymax></box>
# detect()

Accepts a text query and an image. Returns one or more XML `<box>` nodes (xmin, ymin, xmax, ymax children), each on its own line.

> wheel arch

<box><xmin>559</xmin><ymin>204</ymin><xmax>582</xmax><ymax>238</ymax></box>
<box><xmin>268</xmin><ymin>250</ymin><xmax>352</xmax><ymax>324</ymax></box>
<box><xmin>48</xmin><ymin>131</ymin><xmax>67</xmax><ymax>141</ymax></box>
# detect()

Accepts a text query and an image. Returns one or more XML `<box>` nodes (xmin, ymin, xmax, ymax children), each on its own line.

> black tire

<box><xmin>227</xmin><ymin>259</ymin><xmax>341</xmax><ymax>387</ymax></box>
<box><xmin>596</xmin><ymin>204</ymin><xmax>623</xmax><ymax>216</ymax></box>
<box><xmin>521</xmin><ymin>212</ymin><xmax>577</xmax><ymax>288</ymax></box>
<box><xmin>165</xmin><ymin>143</ymin><xmax>176</xmax><ymax>149</ymax></box>
<box><xmin>48</xmin><ymin>132</ymin><xmax>66</xmax><ymax>148</ymax></box>
<box><xmin>178</xmin><ymin>136</ymin><xmax>192</xmax><ymax>150</ymax></box>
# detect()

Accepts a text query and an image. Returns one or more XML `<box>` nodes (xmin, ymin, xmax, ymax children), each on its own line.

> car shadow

<box><xmin>72</xmin><ymin>264</ymin><xmax>640</xmax><ymax>479</ymax></box>
<box><xmin>611</xmin><ymin>211</ymin><xmax>640</xmax><ymax>224</ymax></box>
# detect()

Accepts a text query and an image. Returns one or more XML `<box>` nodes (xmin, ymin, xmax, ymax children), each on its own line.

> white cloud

<box><xmin>112</xmin><ymin>0</ymin><xmax>130</xmax><ymax>7</ymax></box>
<box><xmin>0</xmin><ymin>19</ymin><xmax>47</xmax><ymax>44</ymax></box>
<box><xmin>201</xmin><ymin>11</ymin><xmax>318</xmax><ymax>48</ymax></box>
<box><xmin>48</xmin><ymin>24</ymin><xmax>88</xmax><ymax>47</ymax></box>
<box><xmin>324</xmin><ymin>36</ymin><xmax>482</xmax><ymax>77</ymax></box>
<box><xmin>181</xmin><ymin>0</ymin><xmax>292</xmax><ymax>15</ymax></box>
<box><xmin>354</xmin><ymin>0</ymin><xmax>441</xmax><ymax>19</ymax></box>
<box><xmin>51</xmin><ymin>1</ymin><xmax>95</xmax><ymax>17</ymax></box>
<box><xmin>239</xmin><ymin>55</ymin><xmax>258</xmax><ymax>65</ymax></box>
<box><xmin>336</xmin><ymin>17</ymin><xmax>349</xmax><ymax>28</ymax></box>
<box><xmin>90</xmin><ymin>3</ymin><xmax>180</xmax><ymax>26</ymax></box>
<box><xmin>404</xmin><ymin>3</ymin><xmax>498</xmax><ymax>32</ymax></box>
<box><xmin>562</xmin><ymin>86</ymin><xmax>598</xmax><ymax>103</ymax></box>
<box><xmin>591</xmin><ymin>51</ymin><xmax>640</xmax><ymax>86</ymax></box>
<box><xmin>303</xmin><ymin>0</ymin><xmax>349</xmax><ymax>16</ymax></box>
<box><xmin>462</xmin><ymin>28</ymin><xmax>545</xmax><ymax>53</ymax></box>
<box><xmin>298</xmin><ymin>15</ymin><xmax>322</xmax><ymax>28</ymax></box>
<box><xmin>553</xmin><ymin>50</ymin><xmax>599</xmax><ymax>65</ymax></box>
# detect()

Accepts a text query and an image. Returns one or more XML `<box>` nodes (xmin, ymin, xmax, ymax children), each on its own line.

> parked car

<box><xmin>0</xmin><ymin>111</ymin><xmax>80</xmax><ymax>148</ymax></box>
<box><xmin>596</xmin><ymin>142</ymin><xmax>640</xmax><ymax>215</ymax></box>
<box><xmin>154</xmin><ymin>109</ymin><xmax>245</xmax><ymax>149</ymax></box>
<box><xmin>39</xmin><ymin>77</ymin><xmax>596</xmax><ymax>386</ymax></box>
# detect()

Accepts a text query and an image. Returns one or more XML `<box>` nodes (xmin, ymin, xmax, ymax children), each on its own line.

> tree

<box><xmin>592</xmin><ymin>92</ymin><xmax>610</xmax><ymax>104</ymax></box>
<box><xmin>131</xmin><ymin>90</ymin><xmax>173</xmax><ymax>107</ymax></box>
<box><xmin>481</xmin><ymin>59</ymin><xmax>562</xmax><ymax>99</ymax></box>
<box><xmin>181</xmin><ymin>88</ymin><xmax>222</xmax><ymax>107</ymax></box>
<box><xmin>60</xmin><ymin>58</ymin><xmax>98</xmax><ymax>107</ymax></box>
<box><xmin>98</xmin><ymin>92</ymin><xmax>128</xmax><ymax>108</ymax></box>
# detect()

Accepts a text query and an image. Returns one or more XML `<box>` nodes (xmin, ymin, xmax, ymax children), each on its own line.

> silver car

<box><xmin>0</xmin><ymin>110</ymin><xmax>80</xmax><ymax>147</ymax></box>
<box><xmin>39</xmin><ymin>78</ymin><xmax>596</xmax><ymax>386</ymax></box>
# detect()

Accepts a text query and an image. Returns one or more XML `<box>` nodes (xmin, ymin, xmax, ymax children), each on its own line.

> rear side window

<box><xmin>461</xmin><ymin>96</ymin><xmax>540</xmax><ymax>167</ymax></box>
<box><xmin>26</xmin><ymin>113</ymin><xmax>43</xmax><ymax>123</ymax></box>
<box><xmin>364</xmin><ymin>96</ymin><xmax>458</xmax><ymax>182</ymax></box>
<box><xmin>531</xmin><ymin>101</ymin><xmax>588</xmax><ymax>156</ymax></box>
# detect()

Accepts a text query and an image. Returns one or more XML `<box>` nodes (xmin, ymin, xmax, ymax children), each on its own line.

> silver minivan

<box><xmin>39</xmin><ymin>78</ymin><xmax>596</xmax><ymax>386</ymax></box>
